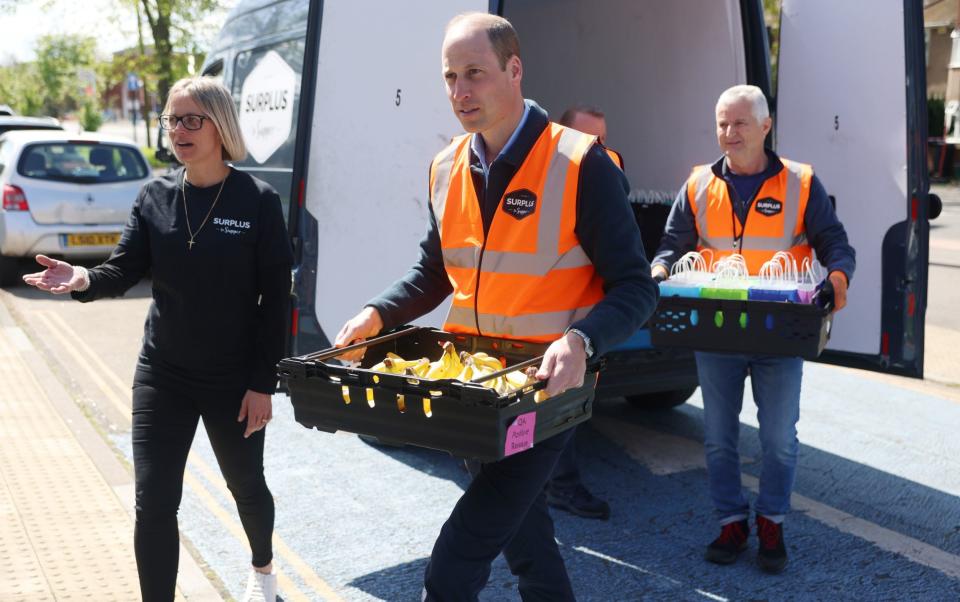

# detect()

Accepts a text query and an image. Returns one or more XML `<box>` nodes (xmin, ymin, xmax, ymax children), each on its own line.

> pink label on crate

<box><xmin>504</xmin><ymin>411</ymin><xmax>537</xmax><ymax>457</ymax></box>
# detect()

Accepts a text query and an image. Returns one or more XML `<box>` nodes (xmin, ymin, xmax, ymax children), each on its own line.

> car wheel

<box><xmin>625</xmin><ymin>387</ymin><xmax>697</xmax><ymax>410</ymax></box>
<box><xmin>0</xmin><ymin>255</ymin><xmax>22</xmax><ymax>287</ymax></box>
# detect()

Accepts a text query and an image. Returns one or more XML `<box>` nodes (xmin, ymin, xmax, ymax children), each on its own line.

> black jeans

<box><xmin>132</xmin><ymin>371</ymin><xmax>274</xmax><ymax>602</ymax></box>
<box><xmin>547</xmin><ymin>425</ymin><xmax>582</xmax><ymax>491</ymax></box>
<box><xmin>423</xmin><ymin>429</ymin><xmax>577</xmax><ymax>602</ymax></box>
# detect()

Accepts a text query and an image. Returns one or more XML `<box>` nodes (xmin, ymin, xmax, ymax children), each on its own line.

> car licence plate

<box><xmin>63</xmin><ymin>233</ymin><xmax>121</xmax><ymax>247</ymax></box>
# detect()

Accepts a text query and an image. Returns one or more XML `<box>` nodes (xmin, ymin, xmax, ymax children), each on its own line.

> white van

<box><xmin>207</xmin><ymin>0</ymin><xmax>935</xmax><ymax>404</ymax></box>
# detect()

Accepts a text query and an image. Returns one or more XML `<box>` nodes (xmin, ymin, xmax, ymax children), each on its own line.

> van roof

<box><xmin>212</xmin><ymin>0</ymin><xmax>308</xmax><ymax>53</ymax></box>
<box><xmin>226</xmin><ymin>0</ymin><xmax>297</xmax><ymax>18</ymax></box>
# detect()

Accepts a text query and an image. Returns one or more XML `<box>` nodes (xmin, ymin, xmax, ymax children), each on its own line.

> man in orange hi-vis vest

<box><xmin>559</xmin><ymin>105</ymin><xmax>624</xmax><ymax>171</ymax></box>
<box><xmin>542</xmin><ymin>104</ymin><xmax>625</xmax><ymax>522</ymax></box>
<box><xmin>335</xmin><ymin>13</ymin><xmax>659</xmax><ymax>601</ymax></box>
<box><xmin>652</xmin><ymin>85</ymin><xmax>855</xmax><ymax>574</ymax></box>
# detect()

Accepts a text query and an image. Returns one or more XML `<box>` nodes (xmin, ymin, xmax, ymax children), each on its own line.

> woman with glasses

<box><xmin>23</xmin><ymin>76</ymin><xmax>292</xmax><ymax>602</ymax></box>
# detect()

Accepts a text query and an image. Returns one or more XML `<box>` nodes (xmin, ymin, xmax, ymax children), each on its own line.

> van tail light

<box><xmin>2</xmin><ymin>184</ymin><xmax>29</xmax><ymax>211</ymax></box>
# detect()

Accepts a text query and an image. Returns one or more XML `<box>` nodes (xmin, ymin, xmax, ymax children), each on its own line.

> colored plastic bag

<box><xmin>749</xmin><ymin>254</ymin><xmax>800</xmax><ymax>302</ymax></box>
<box><xmin>659</xmin><ymin>251</ymin><xmax>711</xmax><ymax>298</ymax></box>
<box><xmin>797</xmin><ymin>257</ymin><xmax>826</xmax><ymax>304</ymax></box>
<box><xmin>700</xmin><ymin>256</ymin><xmax>749</xmax><ymax>300</ymax></box>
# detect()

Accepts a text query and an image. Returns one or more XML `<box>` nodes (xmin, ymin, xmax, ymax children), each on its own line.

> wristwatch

<box><xmin>566</xmin><ymin>328</ymin><xmax>595</xmax><ymax>358</ymax></box>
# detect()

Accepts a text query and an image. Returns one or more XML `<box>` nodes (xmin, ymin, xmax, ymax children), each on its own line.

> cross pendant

<box><xmin>187</xmin><ymin>239</ymin><xmax>195</xmax><ymax>250</ymax></box>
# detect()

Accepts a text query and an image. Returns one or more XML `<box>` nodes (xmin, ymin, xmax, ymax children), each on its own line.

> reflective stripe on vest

<box><xmin>445</xmin><ymin>305</ymin><xmax>595</xmax><ymax>340</ymax></box>
<box><xmin>429</xmin><ymin>123</ymin><xmax>604</xmax><ymax>342</ymax></box>
<box><xmin>686</xmin><ymin>158</ymin><xmax>813</xmax><ymax>274</ymax></box>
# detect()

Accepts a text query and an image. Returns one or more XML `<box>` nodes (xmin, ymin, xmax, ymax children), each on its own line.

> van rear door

<box><xmin>774</xmin><ymin>0</ymin><xmax>929</xmax><ymax>376</ymax></box>
<box><xmin>291</xmin><ymin>0</ymin><xmax>488</xmax><ymax>354</ymax></box>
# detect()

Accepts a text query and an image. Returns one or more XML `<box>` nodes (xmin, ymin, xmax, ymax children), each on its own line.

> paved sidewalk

<box><xmin>0</xmin><ymin>301</ymin><xmax>220</xmax><ymax>601</ymax></box>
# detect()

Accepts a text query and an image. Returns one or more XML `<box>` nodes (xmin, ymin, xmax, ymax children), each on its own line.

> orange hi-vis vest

<box><xmin>686</xmin><ymin>158</ymin><xmax>814</xmax><ymax>274</ymax></box>
<box><xmin>605</xmin><ymin>147</ymin><xmax>624</xmax><ymax>170</ymax></box>
<box><xmin>429</xmin><ymin>123</ymin><xmax>605</xmax><ymax>343</ymax></box>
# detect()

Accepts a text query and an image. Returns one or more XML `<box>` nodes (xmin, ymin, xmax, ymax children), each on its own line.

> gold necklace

<box><xmin>182</xmin><ymin>169</ymin><xmax>228</xmax><ymax>250</ymax></box>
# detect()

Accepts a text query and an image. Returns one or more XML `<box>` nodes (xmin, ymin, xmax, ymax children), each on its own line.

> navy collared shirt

<box><xmin>470</xmin><ymin>100</ymin><xmax>530</xmax><ymax>179</ymax></box>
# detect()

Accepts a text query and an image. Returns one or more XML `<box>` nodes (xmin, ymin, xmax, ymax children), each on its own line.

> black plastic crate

<box><xmin>649</xmin><ymin>297</ymin><xmax>833</xmax><ymax>359</ymax></box>
<box><xmin>278</xmin><ymin>327</ymin><xmax>597</xmax><ymax>462</ymax></box>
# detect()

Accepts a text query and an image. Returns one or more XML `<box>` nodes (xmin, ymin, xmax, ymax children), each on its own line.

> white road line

<box><xmin>598</xmin><ymin>417</ymin><xmax>960</xmax><ymax>581</ymax></box>
<box><xmin>572</xmin><ymin>546</ymin><xmax>728</xmax><ymax>601</ymax></box>
<box><xmin>744</xmin><ymin>473</ymin><xmax>960</xmax><ymax>581</ymax></box>
<box><xmin>695</xmin><ymin>590</ymin><xmax>731</xmax><ymax>602</ymax></box>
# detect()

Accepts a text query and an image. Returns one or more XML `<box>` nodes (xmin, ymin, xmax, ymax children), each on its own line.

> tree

<box><xmin>113</xmin><ymin>0</ymin><xmax>221</xmax><ymax>145</ymax></box>
<box><xmin>129</xmin><ymin>0</ymin><xmax>221</xmax><ymax>105</ymax></box>
<box><xmin>80</xmin><ymin>98</ymin><xmax>104</xmax><ymax>131</ymax></box>
<box><xmin>34</xmin><ymin>34</ymin><xmax>98</xmax><ymax>117</ymax></box>
<box><xmin>4</xmin><ymin>0</ymin><xmax>221</xmax><ymax>116</ymax></box>
<box><xmin>0</xmin><ymin>62</ymin><xmax>45</xmax><ymax>115</ymax></box>
<box><xmin>97</xmin><ymin>47</ymin><xmax>157</xmax><ymax>144</ymax></box>
<box><xmin>763</xmin><ymin>0</ymin><xmax>782</xmax><ymax>92</ymax></box>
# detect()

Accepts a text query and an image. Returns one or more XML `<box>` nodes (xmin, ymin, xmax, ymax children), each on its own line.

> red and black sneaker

<box><xmin>756</xmin><ymin>515</ymin><xmax>788</xmax><ymax>574</ymax></box>
<box><xmin>704</xmin><ymin>519</ymin><xmax>749</xmax><ymax>564</ymax></box>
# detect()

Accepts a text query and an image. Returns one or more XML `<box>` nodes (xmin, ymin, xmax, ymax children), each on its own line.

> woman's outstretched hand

<box><xmin>22</xmin><ymin>254</ymin><xmax>87</xmax><ymax>294</ymax></box>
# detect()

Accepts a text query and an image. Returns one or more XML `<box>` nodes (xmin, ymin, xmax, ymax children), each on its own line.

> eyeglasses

<box><xmin>159</xmin><ymin>114</ymin><xmax>208</xmax><ymax>131</ymax></box>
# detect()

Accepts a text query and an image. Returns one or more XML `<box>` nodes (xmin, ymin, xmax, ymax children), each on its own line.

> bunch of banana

<box><xmin>368</xmin><ymin>343</ymin><xmax>540</xmax><ymax>397</ymax></box>
<box><xmin>369</xmin><ymin>353</ymin><xmax>431</xmax><ymax>377</ymax></box>
<box><xmin>368</xmin><ymin>341</ymin><xmax>461</xmax><ymax>379</ymax></box>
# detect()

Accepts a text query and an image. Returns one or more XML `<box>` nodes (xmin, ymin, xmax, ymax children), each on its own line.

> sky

<box><xmin>0</xmin><ymin>0</ymin><xmax>234</xmax><ymax>66</ymax></box>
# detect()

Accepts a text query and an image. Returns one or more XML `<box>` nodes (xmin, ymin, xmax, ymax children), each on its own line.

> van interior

<box><xmin>503</xmin><ymin>0</ymin><xmax>751</xmax><ymax>258</ymax></box>
<box><xmin>504</xmin><ymin>0</ymin><xmax>748</xmax><ymax>196</ymax></box>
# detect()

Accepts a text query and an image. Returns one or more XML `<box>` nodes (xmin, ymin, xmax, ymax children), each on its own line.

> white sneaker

<box><xmin>243</xmin><ymin>568</ymin><xmax>277</xmax><ymax>602</ymax></box>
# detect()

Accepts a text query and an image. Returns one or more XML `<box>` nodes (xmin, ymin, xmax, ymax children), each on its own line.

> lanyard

<box><xmin>731</xmin><ymin>201</ymin><xmax>749</xmax><ymax>253</ymax></box>
<box><xmin>728</xmin><ymin>180</ymin><xmax>762</xmax><ymax>253</ymax></box>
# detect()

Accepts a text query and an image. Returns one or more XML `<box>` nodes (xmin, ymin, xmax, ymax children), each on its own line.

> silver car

<box><xmin>0</xmin><ymin>130</ymin><xmax>151</xmax><ymax>286</ymax></box>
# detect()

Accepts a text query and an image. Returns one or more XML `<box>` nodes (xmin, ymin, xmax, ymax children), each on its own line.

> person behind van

<box><xmin>334</xmin><ymin>12</ymin><xmax>658</xmax><ymax>600</ymax></box>
<box><xmin>543</xmin><ymin>104</ymin><xmax>623</xmax><ymax>522</ymax></box>
<box><xmin>559</xmin><ymin>104</ymin><xmax>623</xmax><ymax>169</ymax></box>
<box><xmin>22</xmin><ymin>76</ymin><xmax>293</xmax><ymax>602</ymax></box>
<box><xmin>651</xmin><ymin>84</ymin><xmax>855</xmax><ymax>574</ymax></box>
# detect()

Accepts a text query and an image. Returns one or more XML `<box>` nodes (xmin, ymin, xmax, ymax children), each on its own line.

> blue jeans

<box><xmin>695</xmin><ymin>352</ymin><xmax>803</xmax><ymax>524</ymax></box>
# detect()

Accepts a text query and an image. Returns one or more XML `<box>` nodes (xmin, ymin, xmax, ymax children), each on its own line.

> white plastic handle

<box><xmin>772</xmin><ymin>251</ymin><xmax>798</xmax><ymax>283</ymax></box>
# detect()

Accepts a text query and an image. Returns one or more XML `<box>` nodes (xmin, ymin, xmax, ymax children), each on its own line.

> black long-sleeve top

<box><xmin>368</xmin><ymin>101</ymin><xmax>659</xmax><ymax>357</ymax></box>
<box><xmin>72</xmin><ymin>167</ymin><xmax>294</xmax><ymax>394</ymax></box>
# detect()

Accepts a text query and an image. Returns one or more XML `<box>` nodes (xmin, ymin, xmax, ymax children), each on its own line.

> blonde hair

<box><xmin>164</xmin><ymin>76</ymin><xmax>247</xmax><ymax>162</ymax></box>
